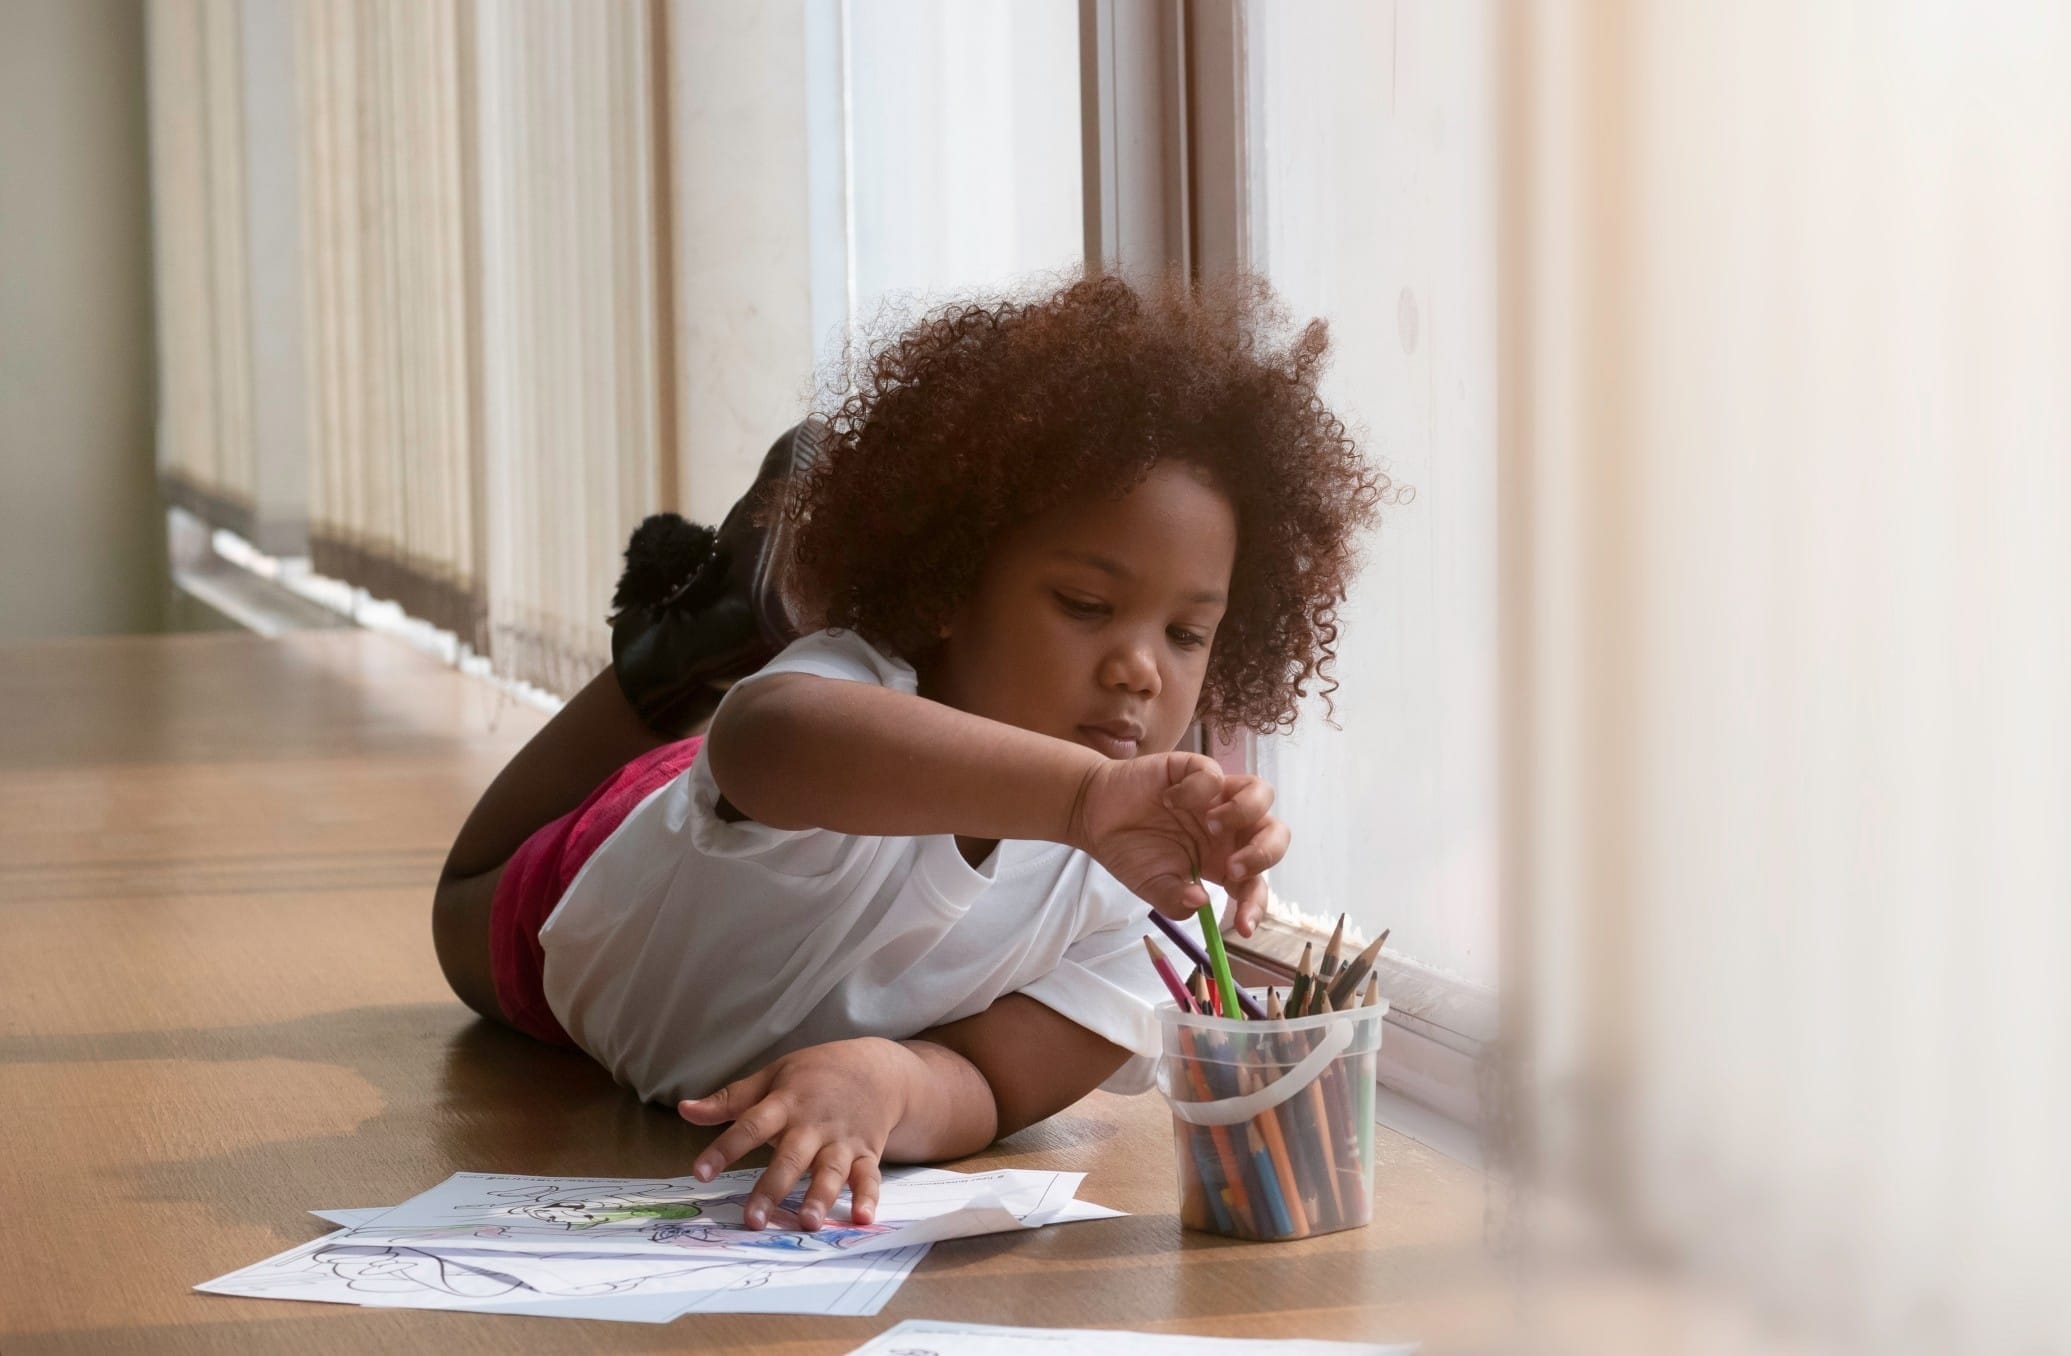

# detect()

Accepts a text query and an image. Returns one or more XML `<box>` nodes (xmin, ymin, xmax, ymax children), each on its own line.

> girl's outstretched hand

<box><xmin>1195</xmin><ymin>770</ymin><xmax>1289</xmax><ymax>938</ymax></box>
<box><xmin>1066</xmin><ymin>752</ymin><xmax>1288</xmax><ymax>936</ymax></box>
<box><xmin>677</xmin><ymin>1037</ymin><xmax>911</xmax><ymax>1231</ymax></box>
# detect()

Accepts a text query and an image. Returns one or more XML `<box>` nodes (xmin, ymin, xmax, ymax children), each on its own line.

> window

<box><xmin>842</xmin><ymin>0</ymin><xmax>1082</xmax><ymax>337</ymax></box>
<box><xmin>1242</xmin><ymin>0</ymin><xmax>1500</xmax><ymax>989</ymax></box>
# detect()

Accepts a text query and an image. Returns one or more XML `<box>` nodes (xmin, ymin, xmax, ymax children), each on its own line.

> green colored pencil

<box><xmin>1192</xmin><ymin>867</ymin><xmax>1243</xmax><ymax>1021</ymax></box>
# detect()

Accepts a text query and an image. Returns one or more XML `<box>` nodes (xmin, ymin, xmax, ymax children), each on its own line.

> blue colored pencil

<box><xmin>1250</xmin><ymin>1145</ymin><xmax>1294</xmax><ymax>1236</ymax></box>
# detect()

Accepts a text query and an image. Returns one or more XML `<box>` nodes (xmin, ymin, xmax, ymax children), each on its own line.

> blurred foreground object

<box><xmin>1499</xmin><ymin>3</ymin><xmax>2069</xmax><ymax>1350</ymax></box>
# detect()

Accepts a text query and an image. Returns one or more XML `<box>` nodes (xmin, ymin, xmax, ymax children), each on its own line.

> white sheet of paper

<box><xmin>310</xmin><ymin>1208</ymin><xmax>385</xmax><ymax>1227</ymax></box>
<box><xmin>846</xmin><ymin>1320</ymin><xmax>1418</xmax><ymax>1355</ymax></box>
<box><xmin>198</xmin><ymin>1226</ymin><xmax>928</xmax><ymax>1322</ymax></box>
<box><xmin>332</xmin><ymin>1167</ymin><xmax>1099</xmax><ymax>1262</ymax></box>
<box><xmin>312</xmin><ymin>1193</ymin><xmax>1125</xmax><ymax>1232</ymax></box>
<box><xmin>206</xmin><ymin>1169</ymin><xmax>1123</xmax><ymax>1323</ymax></box>
<box><xmin>1024</xmin><ymin>1196</ymin><xmax>1125</xmax><ymax>1225</ymax></box>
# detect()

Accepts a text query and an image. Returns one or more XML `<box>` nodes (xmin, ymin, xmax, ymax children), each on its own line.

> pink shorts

<box><xmin>488</xmin><ymin>735</ymin><xmax>705</xmax><ymax>1046</ymax></box>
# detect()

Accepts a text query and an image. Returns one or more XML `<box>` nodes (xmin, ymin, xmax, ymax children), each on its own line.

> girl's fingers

<box><xmin>679</xmin><ymin>1065</ymin><xmax>775</xmax><ymax>1127</ymax></box>
<box><xmin>1227</xmin><ymin>816</ymin><xmax>1290</xmax><ymax>882</ymax></box>
<box><xmin>1227</xmin><ymin>871</ymin><xmax>1269</xmax><ymax>937</ymax></box>
<box><xmin>1162</xmin><ymin>772</ymin><xmax>1228</xmax><ymax>875</ymax></box>
<box><xmin>1144</xmin><ymin>871</ymin><xmax>1208</xmax><ymax>920</ymax></box>
<box><xmin>847</xmin><ymin>1154</ymin><xmax>882</xmax><ymax>1226</ymax></box>
<box><xmin>1162</xmin><ymin>762</ymin><xmax>1225</xmax><ymax>817</ymax></box>
<box><xmin>796</xmin><ymin>1145</ymin><xmax>854</xmax><ymax>1231</ymax></box>
<box><xmin>745</xmin><ymin>1131</ymin><xmax>821</xmax><ymax>1229</ymax></box>
<box><xmin>1202</xmin><ymin>776</ymin><xmax>1275</xmax><ymax>835</ymax></box>
<box><xmin>688</xmin><ymin>1093</ymin><xmax>788</xmax><ymax>1182</ymax></box>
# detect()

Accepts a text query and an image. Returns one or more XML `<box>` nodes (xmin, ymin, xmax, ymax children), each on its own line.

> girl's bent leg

<box><xmin>434</xmin><ymin>664</ymin><xmax>715</xmax><ymax>1027</ymax></box>
<box><xmin>441</xmin><ymin>665</ymin><xmax>704</xmax><ymax>881</ymax></box>
<box><xmin>432</xmin><ymin>862</ymin><xmax>508</xmax><ymax>1024</ymax></box>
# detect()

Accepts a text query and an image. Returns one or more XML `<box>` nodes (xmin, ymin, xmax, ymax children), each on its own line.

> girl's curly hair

<box><xmin>781</xmin><ymin>271</ymin><xmax>1393</xmax><ymax>734</ymax></box>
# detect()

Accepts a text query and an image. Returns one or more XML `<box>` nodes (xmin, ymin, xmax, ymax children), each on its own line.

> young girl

<box><xmin>432</xmin><ymin>272</ymin><xmax>1386</xmax><ymax>1235</ymax></box>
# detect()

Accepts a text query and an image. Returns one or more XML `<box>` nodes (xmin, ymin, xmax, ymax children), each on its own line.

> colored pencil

<box><xmin>1175</xmin><ymin>1025</ymin><xmax>1242</xmax><ymax>1234</ymax></box>
<box><xmin>1184</xmin><ymin>1038</ymin><xmax>1245</xmax><ymax>1231</ymax></box>
<box><xmin>1356</xmin><ymin>976</ymin><xmax>1380</xmax><ymax>1194</ymax></box>
<box><xmin>1143</xmin><ymin>936</ymin><xmax>1196</xmax><ymax>1013</ymax></box>
<box><xmin>1247</xmin><ymin>1064</ymin><xmax>1310</xmax><ymax>1237</ymax></box>
<box><xmin>1196</xmin><ymin>1022</ymin><xmax>1274</xmax><ymax>1234</ymax></box>
<box><xmin>1271</xmin><ymin>981</ymin><xmax>1349</xmax><ymax>1231</ymax></box>
<box><xmin>1274</xmin><ymin>1008</ymin><xmax>1341</xmax><ymax>1229</ymax></box>
<box><xmin>1148</xmin><ymin>911</ymin><xmax>1266</xmax><ymax>1019</ymax></box>
<box><xmin>1286</xmin><ymin>942</ymin><xmax>1314</xmax><ymax>1016</ymax></box>
<box><xmin>1313</xmin><ymin>913</ymin><xmax>1347</xmax><ymax>1005</ymax></box>
<box><xmin>1327</xmin><ymin>928</ymin><xmax>1388</xmax><ymax>1009</ymax></box>
<box><xmin>1249</xmin><ymin>1144</ymin><xmax>1294</xmax><ymax>1235</ymax></box>
<box><xmin>1304</xmin><ymin>961</ymin><xmax>1330</xmax><ymax>1016</ymax></box>
<box><xmin>1304</xmin><ymin>1038</ymin><xmax>1349</xmax><ymax>1224</ymax></box>
<box><xmin>1285</xmin><ymin>997</ymin><xmax>1354</xmax><ymax>1229</ymax></box>
<box><xmin>1197</xmin><ymin>903</ymin><xmax>1242</xmax><ymax>1022</ymax></box>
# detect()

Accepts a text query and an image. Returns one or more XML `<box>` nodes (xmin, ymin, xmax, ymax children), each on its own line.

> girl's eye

<box><xmin>1168</xmin><ymin>628</ymin><xmax>1208</xmax><ymax>650</ymax></box>
<box><xmin>1055</xmin><ymin>593</ymin><xmax>1108</xmax><ymax>618</ymax></box>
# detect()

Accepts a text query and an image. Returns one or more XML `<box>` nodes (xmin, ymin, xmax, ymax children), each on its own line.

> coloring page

<box><xmin>198</xmin><ymin>1227</ymin><xmax>926</xmax><ymax>1322</ymax></box>
<box><xmin>336</xmin><ymin>1167</ymin><xmax>1094</xmax><ymax>1261</ymax></box>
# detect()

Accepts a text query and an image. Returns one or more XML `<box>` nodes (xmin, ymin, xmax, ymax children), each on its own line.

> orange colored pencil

<box><xmin>1242</xmin><ymin>1059</ymin><xmax>1311</xmax><ymax>1236</ymax></box>
<box><xmin>1179</xmin><ymin>1025</ymin><xmax>1256</xmax><ymax>1230</ymax></box>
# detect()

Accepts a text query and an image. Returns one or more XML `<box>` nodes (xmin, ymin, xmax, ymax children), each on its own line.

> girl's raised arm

<box><xmin>709</xmin><ymin>671</ymin><xmax>1251</xmax><ymax>922</ymax></box>
<box><xmin>705</xmin><ymin>671</ymin><xmax>1100</xmax><ymax>847</ymax></box>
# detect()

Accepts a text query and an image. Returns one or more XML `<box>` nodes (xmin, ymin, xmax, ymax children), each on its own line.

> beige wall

<box><xmin>0</xmin><ymin>0</ymin><xmax>165</xmax><ymax>639</ymax></box>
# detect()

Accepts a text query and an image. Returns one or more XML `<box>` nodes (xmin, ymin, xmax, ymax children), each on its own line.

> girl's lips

<box><xmin>1078</xmin><ymin>726</ymin><xmax>1141</xmax><ymax>759</ymax></box>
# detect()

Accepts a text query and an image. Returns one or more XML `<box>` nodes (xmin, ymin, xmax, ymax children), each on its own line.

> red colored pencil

<box><xmin>1142</xmin><ymin>935</ymin><xmax>1196</xmax><ymax>1013</ymax></box>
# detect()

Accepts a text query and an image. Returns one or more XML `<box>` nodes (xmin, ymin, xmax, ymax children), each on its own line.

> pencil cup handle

<box><xmin>1158</xmin><ymin>1020</ymin><xmax>1355</xmax><ymax>1126</ymax></box>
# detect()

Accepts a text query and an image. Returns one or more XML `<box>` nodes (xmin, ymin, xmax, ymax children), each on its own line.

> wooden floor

<box><xmin>0</xmin><ymin>630</ymin><xmax>1500</xmax><ymax>1354</ymax></box>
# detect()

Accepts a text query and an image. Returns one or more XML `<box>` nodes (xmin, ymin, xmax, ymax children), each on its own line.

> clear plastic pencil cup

<box><xmin>1155</xmin><ymin>996</ymin><xmax>1388</xmax><ymax>1241</ymax></box>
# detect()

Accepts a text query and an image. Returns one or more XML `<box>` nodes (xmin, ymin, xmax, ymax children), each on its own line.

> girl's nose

<box><xmin>1099</xmin><ymin>640</ymin><xmax>1161</xmax><ymax>697</ymax></box>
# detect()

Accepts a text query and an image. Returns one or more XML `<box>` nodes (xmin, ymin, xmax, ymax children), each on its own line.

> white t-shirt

<box><xmin>537</xmin><ymin>627</ymin><xmax>1181</xmax><ymax>1107</ymax></box>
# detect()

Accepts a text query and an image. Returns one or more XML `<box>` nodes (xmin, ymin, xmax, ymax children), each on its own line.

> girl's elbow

<box><xmin>704</xmin><ymin>675</ymin><xmax>814</xmax><ymax>827</ymax></box>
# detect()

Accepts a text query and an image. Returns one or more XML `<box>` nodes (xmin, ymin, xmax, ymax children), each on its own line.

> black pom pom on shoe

<box><xmin>610</xmin><ymin>513</ymin><xmax>717</xmax><ymax>624</ymax></box>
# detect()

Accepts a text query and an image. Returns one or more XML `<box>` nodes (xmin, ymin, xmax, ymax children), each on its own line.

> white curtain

<box><xmin>151</xmin><ymin>0</ymin><xmax>1082</xmax><ymax>697</ymax></box>
<box><xmin>146</xmin><ymin>0</ymin><xmax>257</xmax><ymax>534</ymax></box>
<box><xmin>473</xmin><ymin>0</ymin><xmax>675</xmax><ymax>694</ymax></box>
<box><xmin>147</xmin><ymin>0</ymin><xmax>682</xmax><ymax>680</ymax></box>
<box><xmin>295</xmin><ymin>0</ymin><xmax>482</xmax><ymax>646</ymax></box>
<box><xmin>1508</xmin><ymin>3</ymin><xmax>2071</xmax><ymax>1348</ymax></box>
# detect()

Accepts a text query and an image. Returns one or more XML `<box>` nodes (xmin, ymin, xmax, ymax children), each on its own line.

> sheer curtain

<box><xmin>1506</xmin><ymin>3</ymin><xmax>2071</xmax><ymax>1346</ymax></box>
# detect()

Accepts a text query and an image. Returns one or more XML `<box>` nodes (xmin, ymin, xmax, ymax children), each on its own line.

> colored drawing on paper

<box><xmin>436</xmin><ymin>1178</ymin><xmax>892</xmax><ymax>1254</ymax></box>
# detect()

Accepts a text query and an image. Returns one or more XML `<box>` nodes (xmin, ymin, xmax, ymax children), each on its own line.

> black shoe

<box><xmin>608</xmin><ymin>422</ymin><xmax>819</xmax><ymax>737</ymax></box>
